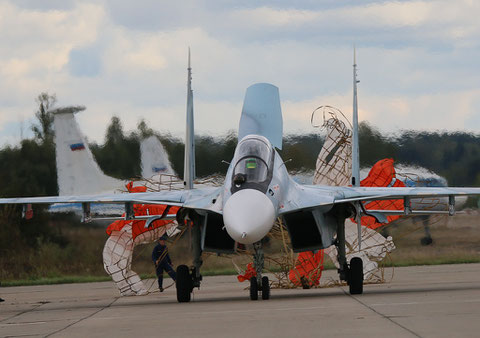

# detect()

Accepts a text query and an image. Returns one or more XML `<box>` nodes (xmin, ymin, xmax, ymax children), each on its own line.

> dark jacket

<box><xmin>152</xmin><ymin>243</ymin><xmax>172</xmax><ymax>265</ymax></box>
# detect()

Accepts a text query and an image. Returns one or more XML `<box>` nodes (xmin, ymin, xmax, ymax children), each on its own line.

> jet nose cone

<box><xmin>223</xmin><ymin>189</ymin><xmax>276</xmax><ymax>244</ymax></box>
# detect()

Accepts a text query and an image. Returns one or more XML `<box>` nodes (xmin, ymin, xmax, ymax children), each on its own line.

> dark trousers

<box><xmin>156</xmin><ymin>262</ymin><xmax>176</xmax><ymax>288</ymax></box>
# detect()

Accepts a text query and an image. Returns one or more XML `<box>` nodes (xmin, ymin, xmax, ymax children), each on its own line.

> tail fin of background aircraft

<box><xmin>239</xmin><ymin>83</ymin><xmax>283</xmax><ymax>150</ymax></box>
<box><xmin>183</xmin><ymin>48</ymin><xmax>195</xmax><ymax>189</ymax></box>
<box><xmin>141</xmin><ymin>135</ymin><xmax>176</xmax><ymax>178</ymax></box>
<box><xmin>351</xmin><ymin>49</ymin><xmax>360</xmax><ymax>187</ymax></box>
<box><xmin>53</xmin><ymin>107</ymin><xmax>124</xmax><ymax>195</ymax></box>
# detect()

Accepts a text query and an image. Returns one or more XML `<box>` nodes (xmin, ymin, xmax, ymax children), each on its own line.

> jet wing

<box><xmin>332</xmin><ymin>186</ymin><xmax>480</xmax><ymax>203</ymax></box>
<box><xmin>0</xmin><ymin>187</ymin><xmax>222</xmax><ymax>212</ymax></box>
<box><xmin>280</xmin><ymin>184</ymin><xmax>480</xmax><ymax>215</ymax></box>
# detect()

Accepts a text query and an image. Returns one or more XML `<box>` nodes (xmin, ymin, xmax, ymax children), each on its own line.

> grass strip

<box><xmin>2</xmin><ymin>276</ymin><xmax>112</xmax><ymax>287</ymax></box>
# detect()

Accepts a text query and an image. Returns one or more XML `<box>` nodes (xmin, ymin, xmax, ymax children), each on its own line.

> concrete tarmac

<box><xmin>1</xmin><ymin>263</ymin><xmax>480</xmax><ymax>337</ymax></box>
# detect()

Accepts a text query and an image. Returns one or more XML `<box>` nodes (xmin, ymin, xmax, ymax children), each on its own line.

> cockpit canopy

<box><xmin>231</xmin><ymin>136</ymin><xmax>274</xmax><ymax>192</ymax></box>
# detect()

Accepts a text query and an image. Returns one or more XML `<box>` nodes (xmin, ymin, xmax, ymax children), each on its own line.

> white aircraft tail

<box><xmin>141</xmin><ymin>135</ymin><xmax>176</xmax><ymax>178</ymax></box>
<box><xmin>184</xmin><ymin>48</ymin><xmax>195</xmax><ymax>189</ymax></box>
<box><xmin>53</xmin><ymin>108</ymin><xmax>124</xmax><ymax>195</ymax></box>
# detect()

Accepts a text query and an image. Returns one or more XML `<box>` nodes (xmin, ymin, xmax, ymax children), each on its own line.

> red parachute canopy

<box><xmin>286</xmin><ymin>158</ymin><xmax>405</xmax><ymax>287</ymax></box>
<box><xmin>288</xmin><ymin>250</ymin><xmax>325</xmax><ymax>287</ymax></box>
<box><xmin>106</xmin><ymin>182</ymin><xmax>179</xmax><ymax>240</ymax></box>
<box><xmin>359</xmin><ymin>158</ymin><xmax>406</xmax><ymax>229</ymax></box>
<box><xmin>237</xmin><ymin>263</ymin><xmax>257</xmax><ymax>282</ymax></box>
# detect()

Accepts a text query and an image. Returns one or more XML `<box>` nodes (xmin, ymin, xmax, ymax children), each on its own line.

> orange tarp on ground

<box><xmin>106</xmin><ymin>182</ymin><xmax>179</xmax><ymax>240</ymax></box>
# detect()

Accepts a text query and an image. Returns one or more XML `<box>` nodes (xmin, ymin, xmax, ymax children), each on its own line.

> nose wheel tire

<box><xmin>261</xmin><ymin>276</ymin><xmax>270</xmax><ymax>300</ymax></box>
<box><xmin>249</xmin><ymin>277</ymin><xmax>258</xmax><ymax>300</ymax></box>
<box><xmin>176</xmin><ymin>265</ymin><xmax>193</xmax><ymax>302</ymax></box>
<box><xmin>249</xmin><ymin>276</ymin><xmax>270</xmax><ymax>300</ymax></box>
<box><xmin>349</xmin><ymin>257</ymin><xmax>364</xmax><ymax>295</ymax></box>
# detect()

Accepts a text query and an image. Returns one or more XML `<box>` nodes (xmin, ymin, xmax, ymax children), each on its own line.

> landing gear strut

<box><xmin>250</xmin><ymin>241</ymin><xmax>270</xmax><ymax>300</ymax></box>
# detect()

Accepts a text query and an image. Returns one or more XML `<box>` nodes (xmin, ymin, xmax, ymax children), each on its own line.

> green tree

<box><xmin>90</xmin><ymin>116</ymin><xmax>141</xmax><ymax>179</ymax></box>
<box><xmin>137</xmin><ymin>119</ymin><xmax>155</xmax><ymax>139</ymax></box>
<box><xmin>31</xmin><ymin>92</ymin><xmax>57</xmax><ymax>145</ymax></box>
<box><xmin>359</xmin><ymin>122</ymin><xmax>398</xmax><ymax>167</ymax></box>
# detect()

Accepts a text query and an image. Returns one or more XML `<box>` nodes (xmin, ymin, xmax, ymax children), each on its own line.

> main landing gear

<box><xmin>176</xmin><ymin>215</ymin><xmax>203</xmax><ymax>303</ymax></box>
<box><xmin>348</xmin><ymin>257</ymin><xmax>363</xmax><ymax>295</ymax></box>
<box><xmin>336</xmin><ymin>255</ymin><xmax>364</xmax><ymax>295</ymax></box>
<box><xmin>250</xmin><ymin>241</ymin><xmax>270</xmax><ymax>300</ymax></box>
<box><xmin>336</xmin><ymin>213</ymin><xmax>364</xmax><ymax>295</ymax></box>
<box><xmin>176</xmin><ymin>265</ymin><xmax>192</xmax><ymax>302</ymax></box>
<box><xmin>176</xmin><ymin>265</ymin><xmax>202</xmax><ymax>303</ymax></box>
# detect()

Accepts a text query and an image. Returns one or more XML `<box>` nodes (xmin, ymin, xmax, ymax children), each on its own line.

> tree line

<box><xmin>1</xmin><ymin>93</ymin><xmax>480</xmax><ymax>199</ymax></box>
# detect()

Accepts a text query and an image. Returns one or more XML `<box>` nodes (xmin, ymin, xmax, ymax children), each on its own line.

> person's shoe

<box><xmin>0</xmin><ymin>298</ymin><xmax>4</xmax><ymax>302</ymax></box>
<box><xmin>159</xmin><ymin>287</ymin><xmax>164</xmax><ymax>292</ymax></box>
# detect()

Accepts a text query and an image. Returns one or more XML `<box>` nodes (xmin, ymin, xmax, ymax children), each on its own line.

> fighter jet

<box><xmin>1</xmin><ymin>53</ymin><xmax>480</xmax><ymax>302</ymax></box>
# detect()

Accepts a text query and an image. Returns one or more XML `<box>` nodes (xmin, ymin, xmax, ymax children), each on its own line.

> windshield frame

<box><xmin>230</xmin><ymin>136</ymin><xmax>274</xmax><ymax>194</ymax></box>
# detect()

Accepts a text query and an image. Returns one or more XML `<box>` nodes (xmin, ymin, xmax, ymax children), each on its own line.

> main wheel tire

<box><xmin>249</xmin><ymin>277</ymin><xmax>258</xmax><ymax>300</ymax></box>
<box><xmin>261</xmin><ymin>276</ymin><xmax>270</xmax><ymax>300</ymax></box>
<box><xmin>349</xmin><ymin>257</ymin><xmax>364</xmax><ymax>295</ymax></box>
<box><xmin>176</xmin><ymin>265</ymin><xmax>192</xmax><ymax>303</ymax></box>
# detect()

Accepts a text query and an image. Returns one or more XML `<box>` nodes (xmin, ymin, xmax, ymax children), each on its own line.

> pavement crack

<box><xmin>341</xmin><ymin>288</ymin><xmax>422</xmax><ymax>338</ymax></box>
<box><xmin>0</xmin><ymin>302</ymin><xmax>47</xmax><ymax>323</ymax></box>
<box><xmin>45</xmin><ymin>297</ymin><xmax>119</xmax><ymax>337</ymax></box>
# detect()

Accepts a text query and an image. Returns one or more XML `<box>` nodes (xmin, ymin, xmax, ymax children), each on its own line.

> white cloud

<box><xmin>1</xmin><ymin>0</ymin><xmax>480</xmax><ymax>149</ymax></box>
<box><xmin>230</xmin><ymin>7</ymin><xmax>317</xmax><ymax>27</ymax></box>
<box><xmin>0</xmin><ymin>1</ymin><xmax>105</xmax><ymax>128</ymax></box>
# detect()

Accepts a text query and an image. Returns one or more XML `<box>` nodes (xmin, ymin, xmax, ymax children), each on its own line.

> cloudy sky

<box><xmin>1</xmin><ymin>0</ymin><xmax>479</xmax><ymax>147</ymax></box>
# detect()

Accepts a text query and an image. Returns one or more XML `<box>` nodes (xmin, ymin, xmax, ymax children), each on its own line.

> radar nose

<box><xmin>223</xmin><ymin>189</ymin><xmax>276</xmax><ymax>244</ymax></box>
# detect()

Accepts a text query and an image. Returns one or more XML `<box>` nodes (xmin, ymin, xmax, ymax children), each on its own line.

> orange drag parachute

<box><xmin>106</xmin><ymin>182</ymin><xmax>179</xmax><ymax>240</ymax></box>
<box><xmin>237</xmin><ymin>263</ymin><xmax>257</xmax><ymax>282</ymax></box>
<box><xmin>359</xmin><ymin>158</ymin><xmax>405</xmax><ymax>229</ymax></box>
<box><xmin>288</xmin><ymin>251</ymin><xmax>325</xmax><ymax>287</ymax></box>
<box><xmin>287</xmin><ymin>158</ymin><xmax>403</xmax><ymax>286</ymax></box>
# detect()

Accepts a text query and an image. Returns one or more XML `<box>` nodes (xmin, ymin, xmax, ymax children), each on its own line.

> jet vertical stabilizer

<box><xmin>239</xmin><ymin>83</ymin><xmax>283</xmax><ymax>149</ymax></box>
<box><xmin>53</xmin><ymin>108</ymin><xmax>124</xmax><ymax>195</ymax></box>
<box><xmin>184</xmin><ymin>48</ymin><xmax>195</xmax><ymax>189</ymax></box>
<box><xmin>351</xmin><ymin>48</ymin><xmax>362</xmax><ymax>249</ymax></box>
<box><xmin>351</xmin><ymin>49</ymin><xmax>360</xmax><ymax>187</ymax></box>
<box><xmin>141</xmin><ymin>135</ymin><xmax>176</xmax><ymax>178</ymax></box>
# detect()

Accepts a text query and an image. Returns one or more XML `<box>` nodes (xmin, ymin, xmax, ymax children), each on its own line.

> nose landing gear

<box><xmin>261</xmin><ymin>276</ymin><xmax>270</xmax><ymax>300</ymax></box>
<box><xmin>249</xmin><ymin>241</ymin><xmax>270</xmax><ymax>300</ymax></box>
<box><xmin>249</xmin><ymin>276</ymin><xmax>270</xmax><ymax>300</ymax></box>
